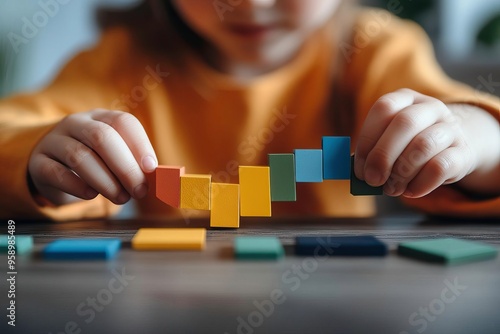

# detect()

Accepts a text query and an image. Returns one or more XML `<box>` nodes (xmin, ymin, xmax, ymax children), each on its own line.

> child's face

<box><xmin>172</xmin><ymin>0</ymin><xmax>341</xmax><ymax>71</ymax></box>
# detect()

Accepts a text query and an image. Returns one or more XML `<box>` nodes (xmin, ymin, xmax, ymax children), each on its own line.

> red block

<box><xmin>156</xmin><ymin>166</ymin><xmax>185</xmax><ymax>208</ymax></box>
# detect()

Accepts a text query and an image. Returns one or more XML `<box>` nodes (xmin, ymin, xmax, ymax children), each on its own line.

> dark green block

<box><xmin>350</xmin><ymin>156</ymin><xmax>383</xmax><ymax>196</ymax></box>
<box><xmin>269</xmin><ymin>154</ymin><xmax>296</xmax><ymax>201</ymax></box>
<box><xmin>0</xmin><ymin>235</ymin><xmax>34</xmax><ymax>255</ymax></box>
<box><xmin>398</xmin><ymin>238</ymin><xmax>498</xmax><ymax>265</ymax></box>
<box><xmin>234</xmin><ymin>237</ymin><xmax>284</xmax><ymax>260</ymax></box>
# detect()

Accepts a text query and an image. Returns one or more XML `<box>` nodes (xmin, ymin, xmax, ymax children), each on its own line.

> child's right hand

<box><xmin>28</xmin><ymin>109</ymin><xmax>158</xmax><ymax>206</ymax></box>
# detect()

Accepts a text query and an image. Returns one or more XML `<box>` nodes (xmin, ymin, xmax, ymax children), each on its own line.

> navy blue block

<box><xmin>44</xmin><ymin>239</ymin><xmax>121</xmax><ymax>260</ymax></box>
<box><xmin>295</xmin><ymin>235</ymin><xmax>387</xmax><ymax>256</ymax></box>
<box><xmin>322</xmin><ymin>136</ymin><xmax>351</xmax><ymax>180</ymax></box>
<box><xmin>350</xmin><ymin>156</ymin><xmax>384</xmax><ymax>196</ymax></box>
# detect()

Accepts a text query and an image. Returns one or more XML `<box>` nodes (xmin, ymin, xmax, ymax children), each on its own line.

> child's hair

<box><xmin>97</xmin><ymin>0</ymin><xmax>359</xmax><ymax>136</ymax></box>
<box><xmin>98</xmin><ymin>1</ymin><xmax>205</xmax><ymax>60</ymax></box>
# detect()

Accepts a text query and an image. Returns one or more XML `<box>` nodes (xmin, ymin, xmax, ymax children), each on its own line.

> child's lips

<box><xmin>226</xmin><ymin>23</ymin><xmax>277</xmax><ymax>40</ymax></box>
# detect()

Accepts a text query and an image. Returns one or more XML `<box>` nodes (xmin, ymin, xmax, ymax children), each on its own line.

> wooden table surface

<box><xmin>1</xmin><ymin>215</ymin><xmax>500</xmax><ymax>334</ymax></box>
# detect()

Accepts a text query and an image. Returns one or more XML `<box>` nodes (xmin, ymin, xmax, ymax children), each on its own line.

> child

<box><xmin>0</xmin><ymin>0</ymin><xmax>499</xmax><ymax>220</ymax></box>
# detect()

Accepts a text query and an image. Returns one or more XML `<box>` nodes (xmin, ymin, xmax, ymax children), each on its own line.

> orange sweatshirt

<box><xmin>0</xmin><ymin>9</ymin><xmax>499</xmax><ymax>220</ymax></box>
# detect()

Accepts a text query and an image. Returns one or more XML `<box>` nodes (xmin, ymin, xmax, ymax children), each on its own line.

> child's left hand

<box><xmin>354</xmin><ymin>88</ymin><xmax>500</xmax><ymax>198</ymax></box>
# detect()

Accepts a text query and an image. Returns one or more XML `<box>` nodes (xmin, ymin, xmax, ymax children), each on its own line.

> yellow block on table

<box><xmin>131</xmin><ymin>228</ymin><xmax>206</xmax><ymax>250</ymax></box>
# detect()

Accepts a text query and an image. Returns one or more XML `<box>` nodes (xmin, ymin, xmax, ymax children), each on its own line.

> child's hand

<box><xmin>28</xmin><ymin>110</ymin><xmax>158</xmax><ymax>206</ymax></box>
<box><xmin>354</xmin><ymin>88</ymin><xmax>500</xmax><ymax>198</ymax></box>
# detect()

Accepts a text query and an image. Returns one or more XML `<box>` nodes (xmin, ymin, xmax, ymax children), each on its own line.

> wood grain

<box><xmin>2</xmin><ymin>215</ymin><xmax>499</xmax><ymax>334</ymax></box>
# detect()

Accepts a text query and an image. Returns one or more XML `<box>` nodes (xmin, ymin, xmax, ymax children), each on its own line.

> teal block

<box><xmin>322</xmin><ymin>136</ymin><xmax>351</xmax><ymax>180</ymax></box>
<box><xmin>269</xmin><ymin>154</ymin><xmax>296</xmax><ymax>201</ymax></box>
<box><xmin>294</xmin><ymin>149</ymin><xmax>323</xmax><ymax>183</ymax></box>
<box><xmin>0</xmin><ymin>235</ymin><xmax>33</xmax><ymax>255</ymax></box>
<box><xmin>44</xmin><ymin>239</ymin><xmax>121</xmax><ymax>260</ymax></box>
<box><xmin>350</xmin><ymin>156</ymin><xmax>383</xmax><ymax>196</ymax></box>
<box><xmin>234</xmin><ymin>237</ymin><xmax>284</xmax><ymax>260</ymax></box>
<box><xmin>398</xmin><ymin>238</ymin><xmax>498</xmax><ymax>265</ymax></box>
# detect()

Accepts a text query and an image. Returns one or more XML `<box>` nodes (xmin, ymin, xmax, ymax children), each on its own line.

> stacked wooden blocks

<box><xmin>5</xmin><ymin>140</ymin><xmax>496</xmax><ymax>263</ymax></box>
<box><xmin>154</xmin><ymin>136</ymin><xmax>383</xmax><ymax>228</ymax></box>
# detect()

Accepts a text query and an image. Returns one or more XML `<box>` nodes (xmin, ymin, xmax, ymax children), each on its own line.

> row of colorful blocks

<box><xmin>154</xmin><ymin>137</ymin><xmax>382</xmax><ymax>228</ymax></box>
<box><xmin>2</xmin><ymin>232</ymin><xmax>497</xmax><ymax>265</ymax></box>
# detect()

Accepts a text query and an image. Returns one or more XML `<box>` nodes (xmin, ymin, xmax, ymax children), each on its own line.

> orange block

<box><xmin>156</xmin><ymin>166</ymin><xmax>185</xmax><ymax>208</ymax></box>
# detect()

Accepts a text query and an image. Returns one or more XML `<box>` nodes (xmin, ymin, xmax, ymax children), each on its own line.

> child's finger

<box><xmin>363</xmin><ymin>99</ymin><xmax>449</xmax><ymax>187</ymax></box>
<box><xmin>29</xmin><ymin>154</ymin><xmax>98</xmax><ymax>205</ymax></box>
<box><xmin>90</xmin><ymin>110</ymin><xmax>158</xmax><ymax>173</ymax></box>
<box><xmin>403</xmin><ymin>147</ymin><xmax>471</xmax><ymax>198</ymax></box>
<box><xmin>65</xmin><ymin>116</ymin><xmax>148</xmax><ymax>199</ymax></box>
<box><xmin>383</xmin><ymin>123</ymin><xmax>455</xmax><ymax>196</ymax></box>
<box><xmin>355</xmin><ymin>89</ymin><xmax>422</xmax><ymax>179</ymax></box>
<box><xmin>42</xmin><ymin>134</ymin><xmax>130</xmax><ymax>204</ymax></box>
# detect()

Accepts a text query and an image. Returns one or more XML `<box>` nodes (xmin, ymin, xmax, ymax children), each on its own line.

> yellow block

<box><xmin>131</xmin><ymin>228</ymin><xmax>206</xmax><ymax>250</ymax></box>
<box><xmin>210</xmin><ymin>183</ymin><xmax>240</xmax><ymax>228</ymax></box>
<box><xmin>239</xmin><ymin>166</ymin><xmax>272</xmax><ymax>217</ymax></box>
<box><xmin>180</xmin><ymin>174</ymin><xmax>211</xmax><ymax>210</ymax></box>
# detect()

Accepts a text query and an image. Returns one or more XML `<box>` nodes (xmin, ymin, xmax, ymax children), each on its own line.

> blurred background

<box><xmin>1</xmin><ymin>0</ymin><xmax>499</xmax><ymax>97</ymax></box>
<box><xmin>364</xmin><ymin>0</ymin><xmax>500</xmax><ymax>96</ymax></box>
<box><xmin>0</xmin><ymin>0</ymin><xmax>500</xmax><ymax>97</ymax></box>
<box><xmin>0</xmin><ymin>0</ymin><xmax>138</xmax><ymax>97</ymax></box>
<box><xmin>0</xmin><ymin>0</ymin><xmax>499</xmax><ymax>216</ymax></box>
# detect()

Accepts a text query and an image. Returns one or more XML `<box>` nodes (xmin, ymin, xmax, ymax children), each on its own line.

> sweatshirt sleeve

<box><xmin>348</xmin><ymin>9</ymin><xmax>500</xmax><ymax>217</ymax></box>
<box><xmin>0</xmin><ymin>28</ymin><xmax>139</xmax><ymax>220</ymax></box>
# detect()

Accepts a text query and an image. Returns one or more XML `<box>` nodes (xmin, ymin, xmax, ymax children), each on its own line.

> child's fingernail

<box><xmin>403</xmin><ymin>190</ymin><xmax>413</xmax><ymax>198</ymax></box>
<box><xmin>142</xmin><ymin>155</ymin><xmax>157</xmax><ymax>172</ymax></box>
<box><xmin>364</xmin><ymin>167</ymin><xmax>381</xmax><ymax>185</ymax></box>
<box><xmin>134</xmin><ymin>183</ymin><xmax>148</xmax><ymax>199</ymax></box>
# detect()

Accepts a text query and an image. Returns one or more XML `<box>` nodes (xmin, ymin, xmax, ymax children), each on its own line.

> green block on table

<box><xmin>234</xmin><ymin>237</ymin><xmax>284</xmax><ymax>260</ymax></box>
<box><xmin>0</xmin><ymin>235</ymin><xmax>34</xmax><ymax>255</ymax></box>
<box><xmin>398</xmin><ymin>238</ymin><xmax>498</xmax><ymax>265</ymax></box>
<box><xmin>350</xmin><ymin>156</ymin><xmax>383</xmax><ymax>196</ymax></box>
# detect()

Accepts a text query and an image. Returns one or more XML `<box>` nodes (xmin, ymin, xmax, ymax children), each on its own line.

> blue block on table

<box><xmin>294</xmin><ymin>149</ymin><xmax>323</xmax><ymax>182</ymax></box>
<box><xmin>295</xmin><ymin>235</ymin><xmax>387</xmax><ymax>256</ymax></box>
<box><xmin>43</xmin><ymin>239</ymin><xmax>121</xmax><ymax>260</ymax></box>
<box><xmin>322</xmin><ymin>136</ymin><xmax>351</xmax><ymax>180</ymax></box>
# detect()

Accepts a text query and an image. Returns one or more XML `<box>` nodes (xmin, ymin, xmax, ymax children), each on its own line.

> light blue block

<box><xmin>322</xmin><ymin>136</ymin><xmax>351</xmax><ymax>180</ymax></box>
<box><xmin>294</xmin><ymin>149</ymin><xmax>323</xmax><ymax>182</ymax></box>
<box><xmin>0</xmin><ymin>235</ymin><xmax>34</xmax><ymax>255</ymax></box>
<box><xmin>44</xmin><ymin>239</ymin><xmax>121</xmax><ymax>260</ymax></box>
